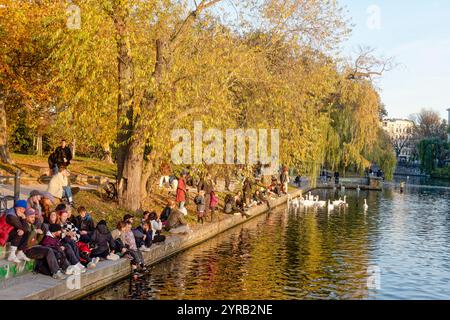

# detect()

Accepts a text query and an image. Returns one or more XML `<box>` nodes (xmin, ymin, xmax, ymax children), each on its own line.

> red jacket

<box><xmin>176</xmin><ymin>177</ymin><xmax>186</xmax><ymax>202</ymax></box>
<box><xmin>0</xmin><ymin>214</ymin><xmax>14</xmax><ymax>246</ymax></box>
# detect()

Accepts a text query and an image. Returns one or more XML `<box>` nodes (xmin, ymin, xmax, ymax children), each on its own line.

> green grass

<box><xmin>0</xmin><ymin>153</ymin><xmax>116</xmax><ymax>179</ymax></box>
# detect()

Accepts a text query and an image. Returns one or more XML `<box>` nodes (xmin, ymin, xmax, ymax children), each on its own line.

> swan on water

<box><xmin>333</xmin><ymin>198</ymin><xmax>343</xmax><ymax>207</ymax></box>
<box><xmin>314</xmin><ymin>195</ymin><xmax>326</xmax><ymax>208</ymax></box>
<box><xmin>363</xmin><ymin>199</ymin><xmax>368</xmax><ymax>211</ymax></box>
<box><xmin>342</xmin><ymin>196</ymin><xmax>349</xmax><ymax>208</ymax></box>
<box><xmin>290</xmin><ymin>197</ymin><xmax>299</xmax><ymax>209</ymax></box>
<box><xmin>327</xmin><ymin>200</ymin><xmax>334</xmax><ymax>212</ymax></box>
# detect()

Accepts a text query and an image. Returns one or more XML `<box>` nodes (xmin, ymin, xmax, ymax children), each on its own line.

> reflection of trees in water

<box><xmin>90</xmin><ymin>197</ymin><xmax>380</xmax><ymax>300</ymax></box>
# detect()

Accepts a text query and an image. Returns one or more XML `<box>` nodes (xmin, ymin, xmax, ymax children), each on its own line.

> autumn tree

<box><xmin>0</xmin><ymin>0</ymin><xmax>60</xmax><ymax>163</ymax></box>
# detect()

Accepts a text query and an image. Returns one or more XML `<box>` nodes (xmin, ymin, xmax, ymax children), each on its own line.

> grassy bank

<box><xmin>0</xmin><ymin>153</ymin><xmax>116</xmax><ymax>179</ymax></box>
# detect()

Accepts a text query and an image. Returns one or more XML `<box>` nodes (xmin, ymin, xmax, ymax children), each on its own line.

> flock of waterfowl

<box><xmin>288</xmin><ymin>191</ymin><xmax>369</xmax><ymax>213</ymax></box>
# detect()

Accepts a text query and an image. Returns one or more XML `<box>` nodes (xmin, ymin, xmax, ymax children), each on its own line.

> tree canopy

<box><xmin>0</xmin><ymin>0</ymin><xmax>396</xmax><ymax>209</ymax></box>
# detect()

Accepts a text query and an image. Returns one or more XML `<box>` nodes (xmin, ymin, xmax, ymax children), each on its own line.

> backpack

<box><xmin>76</xmin><ymin>241</ymin><xmax>92</xmax><ymax>264</ymax></box>
<box><xmin>0</xmin><ymin>214</ymin><xmax>14</xmax><ymax>247</ymax></box>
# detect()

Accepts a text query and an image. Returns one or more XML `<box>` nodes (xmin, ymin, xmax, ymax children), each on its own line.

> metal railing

<box><xmin>0</xmin><ymin>170</ymin><xmax>21</xmax><ymax>213</ymax></box>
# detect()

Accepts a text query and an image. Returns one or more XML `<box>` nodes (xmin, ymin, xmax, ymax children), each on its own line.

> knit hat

<box><xmin>25</xmin><ymin>207</ymin><xmax>36</xmax><ymax>216</ymax></box>
<box><xmin>29</xmin><ymin>190</ymin><xmax>42</xmax><ymax>197</ymax></box>
<box><xmin>49</xmin><ymin>224</ymin><xmax>62</xmax><ymax>233</ymax></box>
<box><xmin>15</xmin><ymin>200</ymin><xmax>27</xmax><ymax>209</ymax></box>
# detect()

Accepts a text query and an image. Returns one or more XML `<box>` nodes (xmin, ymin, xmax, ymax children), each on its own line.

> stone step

<box><xmin>0</xmin><ymin>259</ymin><xmax>35</xmax><ymax>286</ymax></box>
<box><xmin>0</xmin><ymin>245</ymin><xmax>36</xmax><ymax>288</ymax></box>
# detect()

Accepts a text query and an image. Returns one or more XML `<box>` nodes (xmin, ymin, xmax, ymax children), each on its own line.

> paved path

<box><xmin>0</xmin><ymin>182</ymin><xmax>99</xmax><ymax>203</ymax></box>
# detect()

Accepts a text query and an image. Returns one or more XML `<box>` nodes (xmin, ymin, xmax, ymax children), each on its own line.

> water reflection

<box><xmin>89</xmin><ymin>185</ymin><xmax>450</xmax><ymax>300</ymax></box>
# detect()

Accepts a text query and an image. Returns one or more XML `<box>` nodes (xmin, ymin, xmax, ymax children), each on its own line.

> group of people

<box><xmin>0</xmin><ymin>188</ymin><xmax>183</xmax><ymax>279</ymax></box>
<box><xmin>162</xmin><ymin>165</ymin><xmax>291</xmax><ymax>221</ymax></box>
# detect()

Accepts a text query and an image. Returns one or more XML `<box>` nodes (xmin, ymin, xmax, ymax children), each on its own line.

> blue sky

<box><xmin>340</xmin><ymin>0</ymin><xmax>450</xmax><ymax>120</ymax></box>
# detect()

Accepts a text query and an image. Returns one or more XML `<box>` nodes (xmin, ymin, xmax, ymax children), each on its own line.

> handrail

<box><xmin>0</xmin><ymin>170</ymin><xmax>21</xmax><ymax>205</ymax></box>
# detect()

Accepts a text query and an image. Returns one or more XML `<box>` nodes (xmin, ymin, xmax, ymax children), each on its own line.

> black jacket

<box><xmin>72</xmin><ymin>215</ymin><xmax>95</xmax><ymax>232</ymax></box>
<box><xmin>90</xmin><ymin>222</ymin><xmax>115</xmax><ymax>252</ymax></box>
<box><xmin>160</xmin><ymin>206</ymin><xmax>172</xmax><ymax>222</ymax></box>
<box><xmin>53</xmin><ymin>146</ymin><xmax>72</xmax><ymax>167</ymax></box>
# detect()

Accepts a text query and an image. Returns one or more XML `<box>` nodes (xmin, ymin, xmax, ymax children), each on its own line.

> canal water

<box><xmin>88</xmin><ymin>184</ymin><xmax>450</xmax><ymax>300</ymax></box>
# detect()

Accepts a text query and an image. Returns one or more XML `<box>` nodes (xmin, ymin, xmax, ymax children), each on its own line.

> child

<box><xmin>194</xmin><ymin>190</ymin><xmax>206</xmax><ymax>224</ymax></box>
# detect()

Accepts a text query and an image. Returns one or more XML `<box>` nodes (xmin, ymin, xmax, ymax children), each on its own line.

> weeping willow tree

<box><xmin>326</xmin><ymin>78</ymin><xmax>382</xmax><ymax>176</ymax></box>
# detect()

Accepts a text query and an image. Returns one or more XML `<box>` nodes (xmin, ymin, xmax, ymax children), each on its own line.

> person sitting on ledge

<box><xmin>72</xmin><ymin>206</ymin><xmax>95</xmax><ymax>243</ymax></box>
<box><xmin>21</xmin><ymin>211</ymin><xmax>68</xmax><ymax>280</ymax></box>
<box><xmin>41</xmin><ymin>223</ymin><xmax>90</xmax><ymax>273</ymax></box>
<box><xmin>252</xmin><ymin>190</ymin><xmax>263</xmax><ymax>206</ymax></box>
<box><xmin>133</xmin><ymin>212</ymin><xmax>152</xmax><ymax>252</ymax></box>
<box><xmin>166</xmin><ymin>207</ymin><xmax>191</xmax><ymax>234</ymax></box>
<box><xmin>149</xmin><ymin>211</ymin><xmax>166</xmax><ymax>243</ymax></box>
<box><xmin>112</xmin><ymin>221</ymin><xmax>144</xmax><ymax>274</ymax></box>
<box><xmin>4</xmin><ymin>200</ymin><xmax>29</xmax><ymax>263</ymax></box>
<box><xmin>90</xmin><ymin>220</ymin><xmax>118</xmax><ymax>261</ymax></box>
<box><xmin>122</xmin><ymin>221</ymin><xmax>146</xmax><ymax>271</ymax></box>
<box><xmin>27</xmin><ymin>190</ymin><xmax>43</xmax><ymax>224</ymax></box>
<box><xmin>160</xmin><ymin>200</ymin><xmax>175</xmax><ymax>227</ymax></box>
<box><xmin>223</xmin><ymin>192</ymin><xmax>248</xmax><ymax>216</ymax></box>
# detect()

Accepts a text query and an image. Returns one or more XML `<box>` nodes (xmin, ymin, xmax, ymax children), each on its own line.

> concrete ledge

<box><xmin>0</xmin><ymin>189</ymin><xmax>302</xmax><ymax>300</ymax></box>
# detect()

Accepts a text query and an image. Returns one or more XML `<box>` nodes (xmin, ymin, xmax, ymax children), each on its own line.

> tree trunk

<box><xmin>113</xmin><ymin>4</ymin><xmax>144</xmax><ymax>211</ymax></box>
<box><xmin>118</xmin><ymin>137</ymin><xmax>144</xmax><ymax>210</ymax></box>
<box><xmin>71</xmin><ymin>139</ymin><xmax>76</xmax><ymax>159</ymax></box>
<box><xmin>35</xmin><ymin>134</ymin><xmax>43</xmax><ymax>156</ymax></box>
<box><xmin>0</xmin><ymin>99</ymin><xmax>12</xmax><ymax>164</ymax></box>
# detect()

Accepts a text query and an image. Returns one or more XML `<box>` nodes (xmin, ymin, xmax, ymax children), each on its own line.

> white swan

<box><xmin>314</xmin><ymin>195</ymin><xmax>326</xmax><ymax>208</ymax></box>
<box><xmin>290</xmin><ymin>197</ymin><xmax>299</xmax><ymax>209</ymax></box>
<box><xmin>363</xmin><ymin>199</ymin><xmax>368</xmax><ymax>211</ymax></box>
<box><xmin>327</xmin><ymin>200</ymin><xmax>334</xmax><ymax>212</ymax></box>
<box><xmin>356</xmin><ymin>185</ymin><xmax>360</xmax><ymax>192</ymax></box>
<box><xmin>342</xmin><ymin>196</ymin><xmax>349</xmax><ymax>208</ymax></box>
<box><xmin>303</xmin><ymin>199</ymin><xmax>315</xmax><ymax>208</ymax></box>
<box><xmin>333</xmin><ymin>198</ymin><xmax>343</xmax><ymax>206</ymax></box>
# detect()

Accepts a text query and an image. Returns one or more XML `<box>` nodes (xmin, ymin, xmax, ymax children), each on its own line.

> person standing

<box><xmin>48</xmin><ymin>139</ymin><xmax>72</xmax><ymax>175</ymax></box>
<box><xmin>203</xmin><ymin>173</ymin><xmax>214</xmax><ymax>218</ymax></box>
<box><xmin>280</xmin><ymin>166</ymin><xmax>289</xmax><ymax>194</ymax></box>
<box><xmin>194</xmin><ymin>190</ymin><xmax>206</xmax><ymax>224</ymax></box>
<box><xmin>242</xmin><ymin>177</ymin><xmax>253</xmax><ymax>207</ymax></box>
<box><xmin>176</xmin><ymin>171</ymin><xmax>187</xmax><ymax>209</ymax></box>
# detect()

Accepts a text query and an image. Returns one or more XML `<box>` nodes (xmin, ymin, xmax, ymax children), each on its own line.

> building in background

<box><xmin>381</xmin><ymin>119</ymin><xmax>415</xmax><ymax>163</ymax></box>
